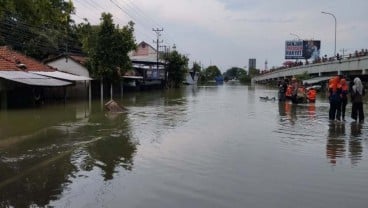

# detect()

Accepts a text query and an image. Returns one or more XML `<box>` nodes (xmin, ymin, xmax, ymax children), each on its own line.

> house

<box><xmin>44</xmin><ymin>54</ymin><xmax>92</xmax><ymax>98</ymax></box>
<box><xmin>0</xmin><ymin>46</ymin><xmax>89</xmax><ymax>108</ymax></box>
<box><xmin>126</xmin><ymin>41</ymin><xmax>166</xmax><ymax>90</ymax></box>
<box><xmin>183</xmin><ymin>70</ymin><xmax>199</xmax><ymax>85</ymax></box>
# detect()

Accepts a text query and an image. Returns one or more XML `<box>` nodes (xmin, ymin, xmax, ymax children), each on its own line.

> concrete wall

<box><xmin>47</xmin><ymin>58</ymin><xmax>90</xmax><ymax>77</ymax></box>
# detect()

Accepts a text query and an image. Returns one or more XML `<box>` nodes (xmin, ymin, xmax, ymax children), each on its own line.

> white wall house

<box><xmin>45</xmin><ymin>55</ymin><xmax>92</xmax><ymax>99</ymax></box>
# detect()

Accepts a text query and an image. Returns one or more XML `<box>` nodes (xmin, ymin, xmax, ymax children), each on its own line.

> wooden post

<box><xmin>110</xmin><ymin>83</ymin><xmax>113</xmax><ymax>100</ymax></box>
<box><xmin>120</xmin><ymin>79</ymin><xmax>124</xmax><ymax>100</ymax></box>
<box><xmin>100</xmin><ymin>78</ymin><xmax>103</xmax><ymax>109</ymax></box>
<box><xmin>0</xmin><ymin>90</ymin><xmax>7</xmax><ymax>110</ymax></box>
<box><xmin>88</xmin><ymin>80</ymin><xmax>92</xmax><ymax>113</ymax></box>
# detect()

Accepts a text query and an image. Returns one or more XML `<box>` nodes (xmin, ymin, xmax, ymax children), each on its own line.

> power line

<box><xmin>153</xmin><ymin>28</ymin><xmax>164</xmax><ymax>70</ymax></box>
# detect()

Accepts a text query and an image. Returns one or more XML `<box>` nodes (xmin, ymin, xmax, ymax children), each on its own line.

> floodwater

<box><xmin>1</xmin><ymin>84</ymin><xmax>368</xmax><ymax>208</ymax></box>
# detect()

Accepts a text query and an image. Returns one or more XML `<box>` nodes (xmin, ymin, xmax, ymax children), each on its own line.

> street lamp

<box><xmin>321</xmin><ymin>11</ymin><xmax>337</xmax><ymax>56</ymax></box>
<box><xmin>290</xmin><ymin>33</ymin><xmax>301</xmax><ymax>40</ymax></box>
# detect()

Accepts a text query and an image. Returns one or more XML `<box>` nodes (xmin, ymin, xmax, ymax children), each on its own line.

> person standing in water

<box><xmin>351</xmin><ymin>77</ymin><xmax>365</xmax><ymax>122</ymax></box>
<box><xmin>278</xmin><ymin>80</ymin><xmax>287</xmax><ymax>102</ymax></box>
<box><xmin>307</xmin><ymin>86</ymin><xmax>317</xmax><ymax>103</ymax></box>
<box><xmin>340</xmin><ymin>78</ymin><xmax>349</xmax><ymax>121</ymax></box>
<box><xmin>328</xmin><ymin>76</ymin><xmax>342</xmax><ymax>121</ymax></box>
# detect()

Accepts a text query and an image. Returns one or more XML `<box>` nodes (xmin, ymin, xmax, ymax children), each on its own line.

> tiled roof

<box><xmin>0</xmin><ymin>57</ymin><xmax>19</xmax><ymax>71</ymax></box>
<box><xmin>0</xmin><ymin>46</ymin><xmax>54</xmax><ymax>72</ymax></box>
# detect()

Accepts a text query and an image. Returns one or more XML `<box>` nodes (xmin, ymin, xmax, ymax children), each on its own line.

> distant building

<box><xmin>249</xmin><ymin>58</ymin><xmax>256</xmax><ymax>69</ymax></box>
<box><xmin>0</xmin><ymin>46</ymin><xmax>91</xmax><ymax>108</ymax></box>
<box><xmin>126</xmin><ymin>41</ymin><xmax>166</xmax><ymax>90</ymax></box>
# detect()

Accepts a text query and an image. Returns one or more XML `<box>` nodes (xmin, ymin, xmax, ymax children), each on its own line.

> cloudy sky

<box><xmin>72</xmin><ymin>0</ymin><xmax>368</xmax><ymax>72</ymax></box>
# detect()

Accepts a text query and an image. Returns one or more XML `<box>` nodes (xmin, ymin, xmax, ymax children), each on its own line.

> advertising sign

<box><xmin>285</xmin><ymin>40</ymin><xmax>321</xmax><ymax>60</ymax></box>
<box><xmin>285</xmin><ymin>40</ymin><xmax>303</xmax><ymax>59</ymax></box>
<box><xmin>302</xmin><ymin>40</ymin><xmax>321</xmax><ymax>60</ymax></box>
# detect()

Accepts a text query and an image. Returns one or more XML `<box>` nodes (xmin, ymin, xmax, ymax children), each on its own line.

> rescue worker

<box><xmin>340</xmin><ymin>78</ymin><xmax>349</xmax><ymax>121</ymax></box>
<box><xmin>291</xmin><ymin>77</ymin><xmax>299</xmax><ymax>104</ymax></box>
<box><xmin>278</xmin><ymin>80</ymin><xmax>287</xmax><ymax>102</ymax></box>
<box><xmin>286</xmin><ymin>84</ymin><xmax>293</xmax><ymax>100</ymax></box>
<box><xmin>328</xmin><ymin>76</ymin><xmax>342</xmax><ymax>121</ymax></box>
<box><xmin>307</xmin><ymin>87</ymin><xmax>317</xmax><ymax>103</ymax></box>
<box><xmin>296</xmin><ymin>84</ymin><xmax>307</xmax><ymax>103</ymax></box>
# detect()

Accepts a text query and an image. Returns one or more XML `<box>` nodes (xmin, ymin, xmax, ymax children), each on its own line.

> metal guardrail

<box><xmin>252</xmin><ymin>55</ymin><xmax>368</xmax><ymax>82</ymax></box>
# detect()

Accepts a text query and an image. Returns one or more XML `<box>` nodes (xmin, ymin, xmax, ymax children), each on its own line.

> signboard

<box><xmin>285</xmin><ymin>40</ymin><xmax>303</xmax><ymax>59</ymax></box>
<box><xmin>302</xmin><ymin>40</ymin><xmax>321</xmax><ymax>60</ymax></box>
<box><xmin>285</xmin><ymin>40</ymin><xmax>321</xmax><ymax>60</ymax></box>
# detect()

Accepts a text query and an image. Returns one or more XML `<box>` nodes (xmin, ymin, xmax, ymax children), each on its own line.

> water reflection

<box><xmin>349</xmin><ymin>122</ymin><xmax>363</xmax><ymax>166</ymax></box>
<box><xmin>326</xmin><ymin>122</ymin><xmax>346</xmax><ymax>165</ymax></box>
<box><xmin>0</xmin><ymin>101</ymin><xmax>137</xmax><ymax>207</ymax></box>
<box><xmin>278</xmin><ymin>102</ymin><xmax>297</xmax><ymax>124</ymax></box>
<box><xmin>80</xmin><ymin>109</ymin><xmax>136</xmax><ymax>181</ymax></box>
<box><xmin>126</xmin><ymin>88</ymin><xmax>190</xmax><ymax>143</ymax></box>
<box><xmin>325</xmin><ymin>121</ymin><xmax>365</xmax><ymax>166</ymax></box>
<box><xmin>307</xmin><ymin>103</ymin><xmax>316</xmax><ymax>119</ymax></box>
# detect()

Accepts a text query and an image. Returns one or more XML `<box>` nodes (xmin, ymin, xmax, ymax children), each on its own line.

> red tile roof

<box><xmin>0</xmin><ymin>46</ymin><xmax>54</xmax><ymax>72</ymax></box>
<box><xmin>0</xmin><ymin>57</ymin><xmax>19</xmax><ymax>71</ymax></box>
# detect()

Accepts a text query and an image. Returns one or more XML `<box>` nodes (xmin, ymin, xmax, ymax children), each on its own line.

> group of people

<box><xmin>328</xmin><ymin>76</ymin><xmax>365</xmax><ymax>122</ymax></box>
<box><xmin>278</xmin><ymin>75</ymin><xmax>365</xmax><ymax>123</ymax></box>
<box><xmin>278</xmin><ymin>78</ymin><xmax>317</xmax><ymax>104</ymax></box>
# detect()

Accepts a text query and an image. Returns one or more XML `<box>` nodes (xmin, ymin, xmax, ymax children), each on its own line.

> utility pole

<box><xmin>153</xmin><ymin>28</ymin><xmax>164</xmax><ymax>79</ymax></box>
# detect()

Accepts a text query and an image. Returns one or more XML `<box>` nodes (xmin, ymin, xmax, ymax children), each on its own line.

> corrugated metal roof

<box><xmin>122</xmin><ymin>75</ymin><xmax>144</xmax><ymax>79</ymax></box>
<box><xmin>0</xmin><ymin>71</ymin><xmax>71</xmax><ymax>86</ymax></box>
<box><xmin>31</xmin><ymin>71</ymin><xmax>92</xmax><ymax>81</ymax></box>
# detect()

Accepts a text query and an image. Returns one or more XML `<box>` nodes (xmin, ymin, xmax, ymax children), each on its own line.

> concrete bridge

<box><xmin>252</xmin><ymin>55</ymin><xmax>368</xmax><ymax>83</ymax></box>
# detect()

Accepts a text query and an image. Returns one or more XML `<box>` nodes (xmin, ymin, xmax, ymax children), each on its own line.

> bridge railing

<box><xmin>252</xmin><ymin>54</ymin><xmax>368</xmax><ymax>82</ymax></box>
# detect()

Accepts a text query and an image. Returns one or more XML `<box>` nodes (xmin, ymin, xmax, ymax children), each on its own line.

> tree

<box><xmin>248</xmin><ymin>67</ymin><xmax>260</xmax><ymax>77</ymax></box>
<box><xmin>191</xmin><ymin>62</ymin><xmax>202</xmax><ymax>73</ymax></box>
<box><xmin>0</xmin><ymin>0</ymin><xmax>77</xmax><ymax>59</ymax></box>
<box><xmin>200</xmin><ymin>65</ymin><xmax>221</xmax><ymax>83</ymax></box>
<box><xmin>89</xmin><ymin>13</ymin><xmax>136</xmax><ymax>82</ymax></box>
<box><xmin>294</xmin><ymin>71</ymin><xmax>310</xmax><ymax>81</ymax></box>
<box><xmin>164</xmin><ymin>50</ymin><xmax>189</xmax><ymax>88</ymax></box>
<box><xmin>223</xmin><ymin>67</ymin><xmax>246</xmax><ymax>80</ymax></box>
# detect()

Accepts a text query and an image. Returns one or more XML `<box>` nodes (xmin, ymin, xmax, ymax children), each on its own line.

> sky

<box><xmin>71</xmin><ymin>0</ymin><xmax>368</xmax><ymax>72</ymax></box>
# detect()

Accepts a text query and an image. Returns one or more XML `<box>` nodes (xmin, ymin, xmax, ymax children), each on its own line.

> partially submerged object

<box><xmin>259</xmin><ymin>96</ymin><xmax>276</xmax><ymax>101</ymax></box>
<box><xmin>105</xmin><ymin>100</ymin><xmax>126</xmax><ymax>113</ymax></box>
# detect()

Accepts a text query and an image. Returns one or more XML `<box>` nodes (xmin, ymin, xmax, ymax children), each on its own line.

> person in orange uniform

<box><xmin>286</xmin><ymin>84</ymin><xmax>293</xmax><ymax>100</ymax></box>
<box><xmin>340</xmin><ymin>78</ymin><xmax>349</xmax><ymax>121</ymax></box>
<box><xmin>328</xmin><ymin>76</ymin><xmax>342</xmax><ymax>120</ymax></box>
<box><xmin>307</xmin><ymin>87</ymin><xmax>317</xmax><ymax>103</ymax></box>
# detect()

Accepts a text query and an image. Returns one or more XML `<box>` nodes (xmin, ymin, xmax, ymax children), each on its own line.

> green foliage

<box><xmin>200</xmin><ymin>65</ymin><xmax>221</xmax><ymax>83</ymax></box>
<box><xmin>164</xmin><ymin>50</ymin><xmax>189</xmax><ymax>88</ymax></box>
<box><xmin>191</xmin><ymin>62</ymin><xmax>202</xmax><ymax>73</ymax></box>
<box><xmin>294</xmin><ymin>71</ymin><xmax>310</xmax><ymax>81</ymax></box>
<box><xmin>0</xmin><ymin>0</ymin><xmax>77</xmax><ymax>59</ymax></box>
<box><xmin>75</xmin><ymin>21</ymin><xmax>98</xmax><ymax>57</ymax></box>
<box><xmin>248</xmin><ymin>68</ymin><xmax>260</xmax><ymax>77</ymax></box>
<box><xmin>223</xmin><ymin>67</ymin><xmax>246</xmax><ymax>80</ymax></box>
<box><xmin>87</xmin><ymin>13</ymin><xmax>136</xmax><ymax>81</ymax></box>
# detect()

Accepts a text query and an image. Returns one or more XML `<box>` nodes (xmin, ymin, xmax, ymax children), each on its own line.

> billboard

<box><xmin>285</xmin><ymin>40</ymin><xmax>303</xmax><ymax>59</ymax></box>
<box><xmin>285</xmin><ymin>40</ymin><xmax>321</xmax><ymax>60</ymax></box>
<box><xmin>302</xmin><ymin>40</ymin><xmax>321</xmax><ymax>60</ymax></box>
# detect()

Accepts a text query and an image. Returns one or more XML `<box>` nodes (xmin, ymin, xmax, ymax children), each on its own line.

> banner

<box><xmin>285</xmin><ymin>40</ymin><xmax>321</xmax><ymax>60</ymax></box>
<box><xmin>302</xmin><ymin>40</ymin><xmax>321</xmax><ymax>60</ymax></box>
<box><xmin>285</xmin><ymin>40</ymin><xmax>303</xmax><ymax>59</ymax></box>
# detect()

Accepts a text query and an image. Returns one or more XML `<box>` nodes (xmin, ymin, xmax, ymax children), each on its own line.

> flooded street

<box><xmin>1</xmin><ymin>84</ymin><xmax>368</xmax><ymax>208</ymax></box>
